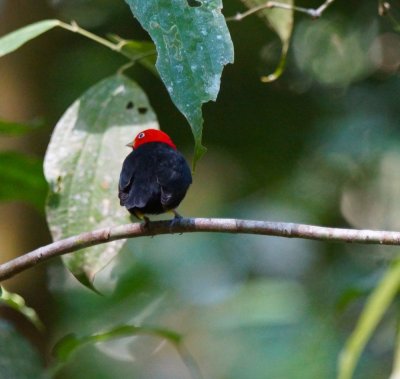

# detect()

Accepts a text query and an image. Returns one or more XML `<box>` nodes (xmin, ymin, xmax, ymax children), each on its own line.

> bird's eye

<box><xmin>137</xmin><ymin>132</ymin><xmax>145</xmax><ymax>139</ymax></box>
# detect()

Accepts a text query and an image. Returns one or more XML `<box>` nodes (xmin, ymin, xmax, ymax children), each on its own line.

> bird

<box><xmin>118</xmin><ymin>129</ymin><xmax>192</xmax><ymax>222</ymax></box>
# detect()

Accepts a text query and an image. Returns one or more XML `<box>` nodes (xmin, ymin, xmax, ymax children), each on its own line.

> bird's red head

<box><xmin>128</xmin><ymin>129</ymin><xmax>176</xmax><ymax>150</ymax></box>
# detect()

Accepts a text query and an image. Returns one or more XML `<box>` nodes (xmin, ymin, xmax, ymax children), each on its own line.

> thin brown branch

<box><xmin>226</xmin><ymin>0</ymin><xmax>336</xmax><ymax>22</ymax></box>
<box><xmin>1</xmin><ymin>217</ymin><xmax>400</xmax><ymax>282</ymax></box>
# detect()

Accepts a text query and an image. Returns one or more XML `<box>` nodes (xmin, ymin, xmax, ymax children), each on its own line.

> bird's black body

<box><xmin>119</xmin><ymin>142</ymin><xmax>192</xmax><ymax>217</ymax></box>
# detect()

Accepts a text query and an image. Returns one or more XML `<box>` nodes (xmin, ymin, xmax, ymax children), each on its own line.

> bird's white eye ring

<box><xmin>137</xmin><ymin>132</ymin><xmax>145</xmax><ymax>139</ymax></box>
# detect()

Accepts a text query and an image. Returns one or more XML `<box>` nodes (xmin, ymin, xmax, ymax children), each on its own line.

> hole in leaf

<box><xmin>187</xmin><ymin>0</ymin><xmax>202</xmax><ymax>7</ymax></box>
<box><xmin>138</xmin><ymin>107</ymin><xmax>148</xmax><ymax>114</ymax></box>
<box><xmin>126</xmin><ymin>101</ymin><xmax>134</xmax><ymax>110</ymax></box>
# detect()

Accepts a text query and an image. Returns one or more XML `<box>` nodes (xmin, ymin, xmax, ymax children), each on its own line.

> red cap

<box><xmin>129</xmin><ymin>129</ymin><xmax>176</xmax><ymax>150</ymax></box>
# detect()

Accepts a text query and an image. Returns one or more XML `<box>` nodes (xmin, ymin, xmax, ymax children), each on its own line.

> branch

<box><xmin>226</xmin><ymin>0</ymin><xmax>336</xmax><ymax>22</ymax></box>
<box><xmin>1</xmin><ymin>217</ymin><xmax>400</xmax><ymax>282</ymax></box>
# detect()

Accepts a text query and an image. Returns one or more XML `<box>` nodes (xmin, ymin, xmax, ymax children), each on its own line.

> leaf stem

<box><xmin>58</xmin><ymin>21</ymin><xmax>122</xmax><ymax>52</ymax></box>
<box><xmin>57</xmin><ymin>21</ymin><xmax>157</xmax><ymax>66</ymax></box>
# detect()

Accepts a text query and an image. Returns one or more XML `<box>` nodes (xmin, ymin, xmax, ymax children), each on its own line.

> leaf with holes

<box><xmin>125</xmin><ymin>0</ymin><xmax>234</xmax><ymax>167</ymax></box>
<box><xmin>44</xmin><ymin>75</ymin><xmax>159</xmax><ymax>287</ymax></box>
<box><xmin>240</xmin><ymin>0</ymin><xmax>293</xmax><ymax>82</ymax></box>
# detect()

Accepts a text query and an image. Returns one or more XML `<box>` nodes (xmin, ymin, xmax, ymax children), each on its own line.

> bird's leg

<box><xmin>169</xmin><ymin>209</ymin><xmax>183</xmax><ymax>233</ymax></box>
<box><xmin>132</xmin><ymin>210</ymin><xmax>150</xmax><ymax>228</ymax></box>
<box><xmin>172</xmin><ymin>209</ymin><xmax>183</xmax><ymax>219</ymax></box>
<box><xmin>143</xmin><ymin>215</ymin><xmax>150</xmax><ymax>227</ymax></box>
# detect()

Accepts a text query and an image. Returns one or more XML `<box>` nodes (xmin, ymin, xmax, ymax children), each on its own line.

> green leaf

<box><xmin>53</xmin><ymin>325</ymin><xmax>182</xmax><ymax>363</ymax></box>
<box><xmin>108</xmin><ymin>35</ymin><xmax>158</xmax><ymax>75</ymax></box>
<box><xmin>335</xmin><ymin>287</ymin><xmax>367</xmax><ymax>313</ymax></box>
<box><xmin>0</xmin><ymin>119</ymin><xmax>42</xmax><ymax>135</ymax></box>
<box><xmin>50</xmin><ymin>325</ymin><xmax>190</xmax><ymax>377</ymax></box>
<box><xmin>391</xmin><ymin>325</ymin><xmax>400</xmax><ymax>379</ymax></box>
<box><xmin>337</xmin><ymin>259</ymin><xmax>400</xmax><ymax>379</ymax></box>
<box><xmin>121</xmin><ymin>40</ymin><xmax>157</xmax><ymax>75</ymax></box>
<box><xmin>0</xmin><ymin>320</ymin><xmax>47</xmax><ymax>379</ymax></box>
<box><xmin>240</xmin><ymin>0</ymin><xmax>293</xmax><ymax>82</ymax></box>
<box><xmin>0</xmin><ymin>287</ymin><xmax>43</xmax><ymax>330</ymax></box>
<box><xmin>0</xmin><ymin>152</ymin><xmax>47</xmax><ymax>210</ymax></box>
<box><xmin>125</xmin><ymin>0</ymin><xmax>234</xmax><ymax>167</ymax></box>
<box><xmin>0</xmin><ymin>19</ymin><xmax>60</xmax><ymax>57</ymax></box>
<box><xmin>44</xmin><ymin>75</ymin><xmax>159</xmax><ymax>287</ymax></box>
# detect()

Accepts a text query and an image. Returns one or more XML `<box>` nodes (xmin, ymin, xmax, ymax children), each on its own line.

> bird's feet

<box><xmin>130</xmin><ymin>211</ymin><xmax>150</xmax><ymax>229</ymax></box>
<box><xmin>172</xmin><ymin>210</ymin><xmax>183</xmax><ymax>219</ymax></box>
<box><xmin>169</xmin><ymin>210</ymin><xmax>183</xmax><ymax>233</ymax></box>
<box><xmin>142</xmin><ymin>215</ymin><xmax>150</xmax><ymax>228</ymax></box>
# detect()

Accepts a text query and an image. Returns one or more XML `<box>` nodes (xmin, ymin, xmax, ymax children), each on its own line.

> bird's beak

<box><xmin>126</xmin><ymin>142</ymin><xmax>133</xmax><ymax>148</ymax></box>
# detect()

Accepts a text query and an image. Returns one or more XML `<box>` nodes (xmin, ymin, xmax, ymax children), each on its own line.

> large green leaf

<box><xmin>44</xmin><ymin>75</ymin><xmax>159</xmax><ymax>287</ymax></box>
<box><xmin>0</xmin><ymin>152</ymin><xmax>47</xmax><ymax>210</ymax></box>
<box><xmin>125</xmin><ymin>0</ymin><xmax>234</xmax><ymax>166</ymax></box>
<box><xmin>0</xmin><ymin>19</ymin><xmax>60</xmax><ymax>57</ymax></box>
<box><xmin>240</xmin><ymin>0</ymin><xmax>293</xmax><ymax>81</ymax></box>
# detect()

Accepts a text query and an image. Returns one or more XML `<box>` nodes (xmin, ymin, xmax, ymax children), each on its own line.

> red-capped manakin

<box><xmin>118</xmin><ymin>129</ymin><xmax>192</xmax><ymax>221</ymax></box>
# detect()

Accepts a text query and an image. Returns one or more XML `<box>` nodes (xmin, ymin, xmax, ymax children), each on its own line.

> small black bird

<box><xmin>119</xmin><ymin>129</ymin><xmax>192</xmax><ymax>221</ymax></box>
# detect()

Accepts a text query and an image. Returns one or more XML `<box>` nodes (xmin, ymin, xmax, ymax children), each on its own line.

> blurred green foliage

<box><xmin>0</xmin><ymin>0</ymin><xmax>400</xmax><ymax>378</ymax></box>
<box><xmin>0</xmin><ymin>152</ymin><xmax>47</xmax><ymax>210</ymax></box>
<box><xmin>0</xmin><ymin>320</ymin><xmax>47</xmax><ymax>379</ymax></box>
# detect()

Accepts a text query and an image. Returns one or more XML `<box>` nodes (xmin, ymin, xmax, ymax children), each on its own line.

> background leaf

<box><xmin>0</xmin><ymin>152</ymin><xmax>47</xmax><ymax>210</ymax></box>
<box><xmin>52</xmin><ymin>325</ymin><xmax>182</xmax><ymax>364</ymax></box>
<box><xmin>0</xmin><ymin>119</ymin><xmax>42</xmax><ymax>135</ymax></box>
<box><xmin>0</xmin><ymin>321</ymin><xmax>47</xmax><ymax>379</ymax></box>
<box><xmin>240</xmin><ymin>0</ymin><xmax>293</xmax><ymax>81</ymax></box>
<box><xmin>44</xmin><ymin>75</ymin><xmax>159</xmax><ymax>286</ymax></box>
<box><xmin>0</xmin><ymin>287</ymin><xmax>43</xmax><ymax>330</ymax></box>
<box><xmin>50</xmin><ymin>325</ymin><xmax>198</xmax><ymax>378</ymax></box>
<box><xmin>124</xmin><ymin>0</ymin><xmax>234</xmax><ymax>166</ymax></box>
<box><xmin>337</xmin><ymin>259</ymin><xmax>400</xmax><ymax>379</ymax></box>
<box><xmin>0</xmin><ymin>19</ymin><xmax>60</xmax><ymax>57</ymax></box>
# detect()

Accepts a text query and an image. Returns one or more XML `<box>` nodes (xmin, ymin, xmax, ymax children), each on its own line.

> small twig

<box><xmin>58</xmin><ymin>21</ymin><xmax>156</xmax><ymax>64</ymax></box>
<box><xmin>226</xmin><ymin>0</ymin><xmax>336</xmax><ymax>22</ymax></box>
<box><xmin>59</xmin><ymin>21</ymin><xmax>120</xmax><ymax>52</ymax></box>
<box><xmin>1</xmin><ymin>218</ymin><xmax>400</xmax><ymax>282</ymax></box>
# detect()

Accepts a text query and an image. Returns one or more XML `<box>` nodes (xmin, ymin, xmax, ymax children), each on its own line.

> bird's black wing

<box><xmin>118</xmin><ymin>151</ymin><xmax>136</xmax><ymax>206</ymax></box>
<box><xmin>119</xmin><ymin>148</ymin><xmax>160</xmax><ymax>211</ymax></box>
<box><xmin>156</xmin><ymin>149</ymin><xmax>192</xmax><ymax>210</ymax></box>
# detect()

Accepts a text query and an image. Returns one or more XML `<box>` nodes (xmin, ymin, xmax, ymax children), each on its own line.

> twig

<box><xmin>58</xmin><ymin>21</ymin><xmax>156</xmax><ymax>63</ymax></box>
<box><xmin>1</xmin><ymin>218</ymin><xmax>400</xmax><ymax>282</ymax></box>
<box><xmin>226</xmin><ymin>0</ymin><xmax>336</xmax><ymax>21</ymax></box>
